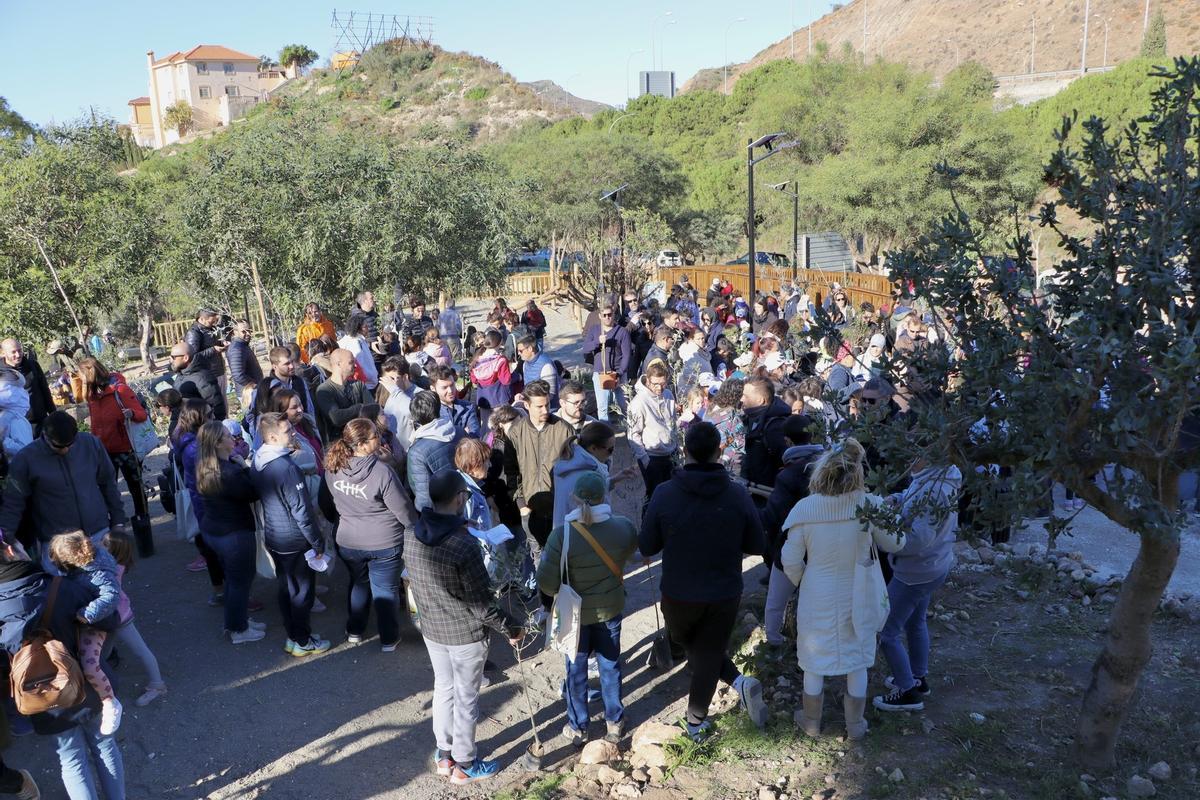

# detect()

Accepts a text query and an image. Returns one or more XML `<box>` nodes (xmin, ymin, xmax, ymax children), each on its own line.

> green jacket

<box><xmin>536</xmin><ymin>514</ymin><xmax>638</xmax><ymax>625</ymax></box>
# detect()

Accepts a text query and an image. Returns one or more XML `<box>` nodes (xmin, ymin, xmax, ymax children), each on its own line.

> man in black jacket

<box><xmin>171</xmin><ymin>341</ymin><xmax>227</xmax><ymax>420</ymax></box>
<box><xmin>406</xmin><ymin>470</ymin><xmax>523</xmax><ymax>785</ymax></box>
<box><xmin>314</xmin><ymin>349</ymin><xmax>376</xmax><ymax>444</ymax></box>
<box><xmin>740</xmin><ymin>378</ymin><xmax>791</xmax><ymax>490</ymax></box>
<box><xmin>184</xmin><ymin>309</ymin><xmax>227</xmax><ymax>390</ymax></box>
<box><xmin>640</xmin><ymin>422</ymin><xmax>768</xmax><ymax>741</ymax></box>
<box><xmin>1</xmin><ymin>339</ymin><xmax>53</xmax><ymax>435</ymax></box>
<box><xmin>401</xmin><ymin>297</ymin><xmax>434</xmax><ymax>345</ymax></box>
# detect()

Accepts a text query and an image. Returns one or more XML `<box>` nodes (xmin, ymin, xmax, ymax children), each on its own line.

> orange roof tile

<box><xmin>154</xmin><ymin>45</ymin><xmax>259</xmax><ymax>66</ymax></box>
<box><xmin>128</xmin><ymin>96</ymin><xmax>150</xmax><ymax>106</ymax></box>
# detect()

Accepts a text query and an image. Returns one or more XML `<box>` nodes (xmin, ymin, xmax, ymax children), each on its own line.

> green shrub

<box><xmin>379</xmin><ymin>97</ymin><xmax>399</xmax><ymax>112</ymax></box>
<box><xmin>464</xmin><ymin>86</ymin><xmax>490</xmax><ymax>102</ymax></box>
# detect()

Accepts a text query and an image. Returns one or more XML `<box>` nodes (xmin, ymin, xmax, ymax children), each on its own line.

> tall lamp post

<box><xmin>724</xmin><ymin>17</ymin><xmax>747</xmax><ymax>94</ymax></box>
<box><xmin>768</xmin><ymin>180</ymin><xmax>800</xmax><ymax>281</ymax></box>
<box><xmin>651</xmin><ymin>11</ymin><xmax>673</xmax><ymax>71</ymax></box>
<box><xmin>746</xmin><ymin>134</ymin><xmax>801</xmax><ymax>300</ymax></box>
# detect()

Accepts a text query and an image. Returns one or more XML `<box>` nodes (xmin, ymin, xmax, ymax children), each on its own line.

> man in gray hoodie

<box><xmin>873</xmin><ymin>459</ymin><xmax>962</xmax><ymax>713</ymax></box>
<box><xmin>627</xmin><ymin>362</ymin><xmax>678</xmax><ymax>500</ymax></box>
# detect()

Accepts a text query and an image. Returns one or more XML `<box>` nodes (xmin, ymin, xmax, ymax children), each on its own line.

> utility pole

<box><xmin>1103</xmin><ymin>19</ymin><xmax>1109</xmax><ymax>67</ymax></box>
<box><xmin>747</xmin><ymin>138</ymin><xmax>756</xmax><ymax>302</ymax></box>
<box><xmin>1144</xmin><ymin>0</ymin><xmax>1151</xmax><ymax>34</ymax></box>
<box><xmin>862</xmin><ymin>0</ymin><xmax>868</xmax><ymax>53</ymax></box>
<box><xmin>808</xmin><ymin>23</ymin><xmax>813</xmax><ymax>56</ymax></box>
<box><xmin>1081</xmin><ymin>0</ymin><xmax>1091</xmax><ymax>76</ymax></box>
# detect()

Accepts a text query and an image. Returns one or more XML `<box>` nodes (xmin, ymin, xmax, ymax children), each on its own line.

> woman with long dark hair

<box><xmin>325</xmin><ymin>418</ymin><xmax>417</xmax><ymax>651</ymax></box>
<box><xmin>77</xmin><ymin>357</ymin><xmax>149</xmax><ymax>520</ymax></box>
<box><xmin>174</xmin><ymin>399</ymin><xmax>225</xmax><ymax>599</ymax></box>
<box><xmin>195</xmin><ymin>420</ymin><xmax>264</xmax><ymax>644</ymax></box>
<box><xmin>270</xmin><ymin>389</ymin><xmax>323</xmax><ymax>478</ymax></box>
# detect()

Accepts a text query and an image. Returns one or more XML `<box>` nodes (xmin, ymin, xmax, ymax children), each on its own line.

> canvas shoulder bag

<box><xmin>850</xmin><ymin>530</ymin><xmax>890</xmax><ymax>638</ymax></box>
<box><xmin>548</xmin><ymin>525</ymin><xmax>584</xmax><ymax>656</ymax></box>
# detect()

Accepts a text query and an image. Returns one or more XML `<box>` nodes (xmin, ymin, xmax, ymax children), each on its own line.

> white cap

<box><xmin>763</xmin><ymin>351</ymin><xmax>793</xmax><ymax>372</ymax></box>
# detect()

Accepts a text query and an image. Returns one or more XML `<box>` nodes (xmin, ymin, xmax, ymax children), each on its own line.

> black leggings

<box><xmin>195</xmin><ymin>533</ymin><xmax>225</xmax><ymax>588</ymax></box>
<box><xmin>110</xmin><ymin>451</ymin><xmax>149</xmax><ymax>519</ymax></box>
<box><xmin>661</xmin><ymin>595</ymin><xmax>742</xmax><ymax>727</ymax></box>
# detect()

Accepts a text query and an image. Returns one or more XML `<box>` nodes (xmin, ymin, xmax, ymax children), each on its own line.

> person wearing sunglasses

<box><xmin>580</xmin><ymin>305</ymin><xmax>631</xmax><ymax>424</ymax></box>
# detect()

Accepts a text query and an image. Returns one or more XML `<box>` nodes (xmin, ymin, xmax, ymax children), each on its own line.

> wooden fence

<box><xmin>151</xmin><ymin>319</ymin><xmax>191</xmax><ymax>348</ymax></box>
<box><xmin>656</xmin><ymin>265</ymin><xmax>894</xmax><ymax>310</ymax></box>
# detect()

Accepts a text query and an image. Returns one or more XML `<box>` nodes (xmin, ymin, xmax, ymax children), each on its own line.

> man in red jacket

<box><xmin>520</xmin><ymin>300</ymin><xmax>547</xmax><ymax>346</ymax></box>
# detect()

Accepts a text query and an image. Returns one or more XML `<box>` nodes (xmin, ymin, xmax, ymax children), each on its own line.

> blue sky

<box><xmin>0</xmin><ymin>0</ymin><xmax>832</xmax><ymax>126</ymax></box>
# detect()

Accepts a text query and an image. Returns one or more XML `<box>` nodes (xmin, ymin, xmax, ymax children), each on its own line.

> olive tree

<box><xmin>858</xmin><ymin>58</ymin><xmax>1200</xmax><ymax>770</ymax></box>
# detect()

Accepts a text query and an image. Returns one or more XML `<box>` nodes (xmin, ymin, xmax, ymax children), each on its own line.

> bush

<box><xmin>464</xmin><ymin>86</ymin><xmax>490</xmax><ymax>102</ymax></box>
<box><xmin>379</xmin><ymin>97</ymin><xmax>399</xmax><ymax>112</ymax></box>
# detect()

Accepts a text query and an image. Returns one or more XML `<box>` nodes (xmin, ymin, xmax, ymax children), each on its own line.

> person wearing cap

<box><xmin>705</xmin><ymin>278</ymin><xmax>723</xmax><ymax>307</ymax></box>
<box><xmin>825</xmin><ymin>342</ymin><xmax>859</xmax><ymax>417</ymax></box>
<box><xmin>1</xmin><ymin>339</ymin><xmax>54</xmax><ymax>436</ymax></box>
<box><xmin>0</xmin><ymin>411</ymin><xmax>127</xmax><ymax>556</ymax></box>
<box><xmin>406</xmin><ymin>469</ymin><xmax>524</xmax><ymax>784</ymax></box>
<box><xmin>762</xmin><ymin>351</ymin><xmax>796</xmax><ymax>387</ymax></box>
<box><xmin>537</xmin><ymin>470</ymin><xmax>638</xmax><ymax>746</ymax></box>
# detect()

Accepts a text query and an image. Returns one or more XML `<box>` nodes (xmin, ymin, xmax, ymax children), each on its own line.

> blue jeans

<box><xmin>54</xmin><ymin>714</ymin><xmax>126</xmax><ymax>800</ymax></box>
<box><xmin>204</xmin><ymin>530</ymin><xmax>256</xmax><ymax>633</ymax></box>
<box><xmin>591</xmin><ymin>372</ymin><xmax>627</xmax><ymax>422</ymax></box>
<box><xmin>338</xmin><ymin>544</ymin><xmax>403</xmax><ymax>646</ymax></box>
<box><xmin>879</xmin><ymin>572</ymin><xmax>948</xmax><ymax>692</ymax></box>
<box><xmin>563</xmin><ymin>615</ymin><xmax>624</xmax><ymax>730</ymax></box>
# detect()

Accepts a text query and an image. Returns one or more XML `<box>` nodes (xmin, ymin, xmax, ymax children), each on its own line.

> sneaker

<box><xmin>99</xmin><ymin>697</ymin><xmax>123</xmax><ymax>736</ymax></box>
<box><xmin>684</xmin><ymin>719</ymin><xmax>713</xmax><ymax>743</ymax></box>
<box><xmin>291</xmin><ymin>637</ymin><xmax>332</xmax><ymax>658</ymax></box>
<box><xmin>13</xmin><ymin>769</ymin><xmax>38</xmax><ymax>800</ymax></box>
<box><xmin>449</xmin><ymin>759</ymin><xmax>500</xmax><ymax>785</ymax></box>
<box><xmin>207</xmin><ymin>592</ymin><xmax>224</xmax><ymax>607</ymax></box>
<box><xmin>186</xmin><ymin>555</ymin><xmax>208</xmax><ymax>573</ymax></box>
<box><xmin>247</xmin><ymin>598</ymin><xmax>264</xmax><ymax>613</ymax></box>
<box><xmin>562</xmin><ymin>723</ymin><xmax>588</xmax><ymax>747</ymax></box>
<box><xmin>605</xmin><ymin>719</ymin><xmax>625</xmax><ymax>743</ymax></box>
<box><xmin>884</xmin><ymin>675</ymin><xmax>930</xmax><ymax>697</ymax></box>
<box><xmin>135</xmin><ymin>684</ymin><xmax>167</xmax><ymax>707</ymax></box>
<box><xmin>312</xmin><ymin>598</ymin><xmax>327</xmax><ymax>613</ymax></box>
<box><xmin>230</xmin><ymin>627</ymin><xmax>267</xmax><ymax>644</ymax></box>
<box><xmin>872</xmin><ymin>687</ymin><xmax>925</xmax><ymax>712</ymax></box>
<box><xmin>432</xmin><ymin>749</ymin><xmax>455</xmax><ymax>777</ymax></box>
<box><xmin>284</xmin><ymin>639</ymin><xmax>297</xmax><ymax>655</ymax></box>
<box><xmin>736</xmin><ymin>675</ymin><xmax>768</xmax><ymax>728</ymax></box>
<box><xmin>347</xmin><ymin>633</ymin><xmax>364</xmax><ymax>645</ymax></box>
<box><xmin>246</xmin><ymin>619</ymin><xmax>267</xmax><ymax>631</ymax></box>
<box><xmin>381</xmin><ymin>640</ymin><xmax>400</xmax><ymax>653</ymax></box>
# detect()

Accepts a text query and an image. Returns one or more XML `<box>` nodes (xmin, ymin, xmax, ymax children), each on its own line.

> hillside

<box><xmin>685</xmin><ymin>0</ymin><xmax>1200</xmax><ymax>93</ymax></box>
<box><xmin>274</xmin><ymin>42</ymin><xmax>588</xmax><ymax>141</ymax></box>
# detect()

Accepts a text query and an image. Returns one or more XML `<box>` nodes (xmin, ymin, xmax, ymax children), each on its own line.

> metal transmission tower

<box><xmin>330</xmin><ymin>9</ymin><xmax>435</xmax><ymax>70</ymax></box>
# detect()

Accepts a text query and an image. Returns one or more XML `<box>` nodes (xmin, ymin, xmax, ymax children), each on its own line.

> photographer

<box><xmin>185</xmin><ymin>308</ymin><xmax>228</xmax><ymax>397</ymax></box>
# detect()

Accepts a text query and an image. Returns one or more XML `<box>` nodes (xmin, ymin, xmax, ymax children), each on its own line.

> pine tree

<box><xmin>1140</xmin><ymin>10</ymin><xmax>1167</xmax><ymax>58</ymax></box>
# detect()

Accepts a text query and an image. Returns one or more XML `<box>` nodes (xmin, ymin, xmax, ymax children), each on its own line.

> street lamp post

<box><xmin>746</xmin><ymin>133</ymin><xmax>801</xmax><ymax>300</ymax></box>
<box><xmin>658</xmin><ymin>19</ymin><xmax>677</xmax><ymax>71</ymax></box>
<box><xmin>1081</xmin><ymin>0</ymin><xmax>1091</xmax><ymax>76</ymax></box>
<box><xmin>608</xmin><ymin>113</ymin><xmax>635</xmax><ymax>133</ymax></box>
<box><xmin>625</xmin><ymin>48</ymin><xmax>645</xmax><ymax>103</ymax></box>
<box><xmin>768</xmin><ymin>181</ymin><xmax>800</xmax><ymax>281</ymax></box>
<box><xmin>601</xmin><ymin>185</ymin><xmax>629</xmax><ymax>301</ymax></box>
<box><xmin>724</xmin><ymin>17</ymin><xmax>747</xmax><ymax>95</ymax></box>
<box><xmin>651</xmin><ymin>11</ymin><xmax>673</xmax><ymax>72</ymax></box>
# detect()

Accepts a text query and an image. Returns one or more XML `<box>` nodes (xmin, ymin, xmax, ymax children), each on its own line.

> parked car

<box><xmin>656</xmin><ymin>250</ymin><xmax>683</xmax><ymax>267</ymax></box>
<box><xmin>725</xmin><ymin>252</ymin><xmax>774</xmax><ymax>266</ymax></box>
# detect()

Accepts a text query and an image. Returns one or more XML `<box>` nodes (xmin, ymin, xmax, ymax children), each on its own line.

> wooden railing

<box><xmin>656</xmin><ymin>265</ymin><xmax>894</xmax><ymax>310</ymax></box>
<box><xmin>152</xmin><ymin>319</ymin><xmax>192</xmax><ymax>348</ymax></box>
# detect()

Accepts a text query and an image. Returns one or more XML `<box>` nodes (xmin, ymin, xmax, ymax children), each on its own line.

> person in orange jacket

<box><xmin>296</xmin><ymin>303</ymin><xmax>336</xmax><ymax>363</ymax></box>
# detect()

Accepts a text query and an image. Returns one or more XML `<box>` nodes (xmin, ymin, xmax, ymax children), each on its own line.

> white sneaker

<box><xmin>246</xmin><ymin>618</ymin><xmax>267</xmax><ymax>631</ymax></box>
<box><xmin>99</xmin><ymin>697</ymin><xmax>123</xmax><ymax>735</ymax></box>
<box><xmin>135</xmin><ymin>684</ymin><xmax>167</xmax><ymax>707</ymax></box>
<box><xmin>231</xmin><ymin>627</ymin><xmax>266</xmax><ymax>644</ymax></box>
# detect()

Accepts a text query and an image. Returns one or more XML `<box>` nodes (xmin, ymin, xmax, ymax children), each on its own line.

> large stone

<box><xmin>629</xmin><ymin>744</ymin><xmax>669</xmax><ymax>769</ymax></box>
<box><xmin>1147</xmin><ymin>762</ymin><xmax>1172</xmax><ymax>782</ymax></box>
<box><xmin>759</xmin><ymin>787</ymin><xmax>778</xmax><ymax>800</ymax></box>
<box><xmin>959</xmin><ymin>548</ymin><xmax>982</xmax><ymax>565</ymax></box>
<box><xmin>596</xmin><ymin>764</ymin><xmax>625</xmax><ymax>784</ymax></box>
<box><xmin>976</xmin><ymin>546</ymin><xmax>996</xmax><ymax>564</ymax></box>
<box><xmin>580</xmin><ymin>739</ymin><xmax>620</xmax><ymax>765</ymax></box>
<box><xmin>631</xmin><ymin>721</ymin><xmax>682</xmax><ymax>750</ymax></box>
<box><xmin>611</xmin><ymin>782</ymin><xmax>642</xmax><ymax>799</ymax></box>
<box><xmin>1127</xmin><ymin>774</ymin><xmax>1157</xmax><ymax>797</ymax></box>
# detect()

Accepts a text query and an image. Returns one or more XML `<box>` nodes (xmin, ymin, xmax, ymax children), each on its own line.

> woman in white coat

<box><xmin>780</xmin><ymin>438</ymin><xmax>904</xmax><ymax>739</ymax></box>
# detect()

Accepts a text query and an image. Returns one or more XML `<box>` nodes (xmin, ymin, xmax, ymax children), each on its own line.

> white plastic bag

<box><xmin>548</xmin><ymin>525</ymin><xmax>583</xmax><ymax>656</ymax></box>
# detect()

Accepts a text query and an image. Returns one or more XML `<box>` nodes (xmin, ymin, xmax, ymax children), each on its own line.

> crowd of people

<box><xmin>0</xmin><ymin>276</ymin><xmax>976</xmax><ymax>796</ymax></box>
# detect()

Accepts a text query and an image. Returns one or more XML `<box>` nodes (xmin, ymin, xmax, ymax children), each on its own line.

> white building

<box><xmin>134</xmin><ymin>45</ymin><xmax>290</xmax><ymax>149</ymax></box>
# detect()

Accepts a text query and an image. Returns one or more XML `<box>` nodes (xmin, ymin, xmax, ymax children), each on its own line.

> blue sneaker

<box><xmin>450</xmin><ymin>758</ymin><xmax>500</xmax><ymax>784</ymax></box>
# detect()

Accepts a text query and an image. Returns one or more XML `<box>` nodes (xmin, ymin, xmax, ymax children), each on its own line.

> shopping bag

<box><xmin>548</xmin><ymin>525</ymin><xmax>583</xmax><ymax>656</ymax></box>
<box><xmin>851</xmin><ymin>536</ymin><xmax>890</xmax><ymax>638</ymax></box>
<box><xmin>173</xmin><ymin>465</ymin><xmax>199</xmax><ymax>543</ymax></box>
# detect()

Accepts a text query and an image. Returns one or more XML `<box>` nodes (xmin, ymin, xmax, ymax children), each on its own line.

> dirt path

<box><xmin>5</xmin><ymin>299</ymin><xmax>718</xmax><ymax>799</ymax></box>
